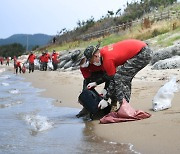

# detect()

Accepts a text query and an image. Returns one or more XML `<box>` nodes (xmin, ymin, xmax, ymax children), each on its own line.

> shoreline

<box><xmin>1</xmin><ymin>64</ymin><xmax>180</xmax><ymax>153</ymax></box>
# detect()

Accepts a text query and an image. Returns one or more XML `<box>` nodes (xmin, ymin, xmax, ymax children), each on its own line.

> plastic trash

<box><xmin>152</xmin><ymin>76</ymin><xmax>179</xmax><ymax>111</ymax></box>
<box><xmin>100</xmin><ymin>99</ymin><xmax>151</xmax><ymax>124</ymax></box>
<box><xmin>47</xmin><ymin>61</ymin><xmax>53</xmax><ymax>70</ymax></box>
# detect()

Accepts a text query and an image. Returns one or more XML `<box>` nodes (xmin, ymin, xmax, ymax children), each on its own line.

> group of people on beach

<box><xmin>39</xmin><ymin>50</ymin><xmax>59</xmax><ymax>71</ymax></box>
<box><xmin>4</xmin><ymin>38</ymin><xmax>153</xmax><ymax>119</ymax></box>
<box><xmin>12</xmin><ymin>49</ymin><xmax>59</xmax><ymax>74</ymax></box>
<box><xmin>0</xmin><ymin>56</ymin><xmax>10</xmax><ymax>66</ymax></box>
<box><xmin>76</xmin><ymin>39</ymin><xmax>153</xmax><ymax>119</ymax></box>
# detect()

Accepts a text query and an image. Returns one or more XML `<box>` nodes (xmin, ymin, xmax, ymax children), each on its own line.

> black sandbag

<box><xmin>78</xmin><ymin>89</ymin><xmax>111</xmax><ymax>119</ymax></box>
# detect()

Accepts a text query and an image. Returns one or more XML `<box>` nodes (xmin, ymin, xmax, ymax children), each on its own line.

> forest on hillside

<box><xmin>0</xmin><ymin>43</ymin><xmax>25</xmax><ymax>58</ymax></box>
<box><xmin>55</xmin><ymin>0</ymin><xmax>178</xmax><ymax>44</ymax></box>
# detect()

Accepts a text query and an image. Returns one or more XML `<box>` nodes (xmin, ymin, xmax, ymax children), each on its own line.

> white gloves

<box><xmin>100</xmin><ymin>89</ymin><xmax>107</xmax><ymax>98</ymax></box>
<box><xmin>98</xmin><ymin>99</ymin><xmax>108</xmax><ymax>109</ymax></box>
<box><xmin>87</xmin><ymin>82</ymin><xmax>97</xmax><ymax>89</ymax></box>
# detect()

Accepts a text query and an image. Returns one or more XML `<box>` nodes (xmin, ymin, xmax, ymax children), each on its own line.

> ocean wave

<box><xmin>1</xmin><ymin>82</ymin><xmax>9</xmax><ymax>86</ymax></box>
<box><xmin>0</xmin><ymin>101</ymin><xmax>22</xmax><ymax>108</ymax></box>
<box><xmin>0</xmin><ymin>68</ymin><xmax>6</xmax><ymax>73</ymax></box>
<box><xmin>9</xmin><ymin>89</ymin><xmax>20</xmax><ymax>94</ymax></box>
<box><xmin>0</xmin><ymin>74</ymin><xmax>11</xmax><ymax>79</ymax></box>
<box><xmin>24</xmin><ymin>114</ymin><xmax>53</xmax><ymax>132</ymax></box>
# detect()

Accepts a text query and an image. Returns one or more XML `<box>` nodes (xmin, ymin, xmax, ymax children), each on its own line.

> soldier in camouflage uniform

<box><xmin>84</xmin><ymin>39</ymin><xmax>153</xmax><ymax>112</ymax></box>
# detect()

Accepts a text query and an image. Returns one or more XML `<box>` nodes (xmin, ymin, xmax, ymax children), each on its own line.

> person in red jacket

<box><xmin>0</xmin><ymin>57</ymin><xmax>4</xmax><ymax>65</ymax></box>
<box><xmin>14</xmin><ymin>58</ymin><xmax>22</xmax><ymax>74</ymax></box>
<box><xmin>39</xmin><ymin>52</ymin><xmax>45</xmax><ymax>71</ymax></box>
<box><xmin>6</xmin><ymin>57</ymin><xmax>10</xmax><ymax>66</ymax></box>
<box><xmin>83</xmin><ymin>39</ymin><xmax>153</xmax><ymax>112</ymax></box>
<box><xmin>76</xmin><ymin>57</ymin><xmax>111</xmax><ymax>118</ymax></box>
<box><xmin>43</xmin><ymin>50</ymin><xmax>51</xmax><ymax>71</ymax></box>
<box><xmin>80</xmin><ymin>58</ymin><xmax>108</xmax><ymax>90</ymax></box>
<box><xmin>27</xmin><ymin>51</ymin><xmax>36</xmax><ymax>73</ymax></box>
<box><xmin>51</xmin><ymin>50</ymin><xmax>59</xmax><ymax>70</ymax></box>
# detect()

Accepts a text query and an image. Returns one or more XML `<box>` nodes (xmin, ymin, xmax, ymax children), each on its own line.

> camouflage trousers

<box><xmin>108</xmin><ymin>47</ymin><xmax>153</xmax><ymax>104</ymax></box>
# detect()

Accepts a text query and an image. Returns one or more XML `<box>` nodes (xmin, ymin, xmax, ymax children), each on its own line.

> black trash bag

<box><xmin>78</xmin><ymin>89</ymin><xmax>111</xmax><ymax>120</ymax></box>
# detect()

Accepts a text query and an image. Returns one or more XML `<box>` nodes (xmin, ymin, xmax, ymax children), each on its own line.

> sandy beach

<box><xmin>19</xmin><ymin>64</ymin><xmax>180</xmax><ymax>154</ymax></box>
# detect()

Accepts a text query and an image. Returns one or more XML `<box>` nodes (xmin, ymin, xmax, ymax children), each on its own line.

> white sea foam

<box><xmin>0</xmin><ymin>74</ymin><xmax>11</xmax><ymax>79</ymax></box>
<box><xmin>9</xmin><ymin>89</ymin><xmax>20</xmax><ymax>94</ymax></box>
<box><xmin>128</xmin><ymin>143</ymin><xmax>141</xmax><ymax>154</ymax></box>
<box><xmin>0</xmin><ymin>68</ymin><xmax>6</xmax><ymax>73</ymax></box>
<box><xmin>1</xmin><ymin>82</ymin><xmax>9</xmax><ymax>86</ymax></box>
<box><xmin>0</xmin><ymin>101</ymin><xmax>22</xmax><ymax>108</ymax></box>
<box><xmin>24</xmin><ymin>114</ymin><xmax>53</xmax><ymax>132</ymax></box>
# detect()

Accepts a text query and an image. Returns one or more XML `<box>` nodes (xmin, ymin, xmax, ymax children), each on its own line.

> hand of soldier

<box><xmin>98</xmin><ymin>99</ymin><xmax>108</xmax><ymax>109</ymax></box>
<box><xmin>100</xmin><ymin>89</ymin><xmax>107</xmax><ymax>98</ymax></box>
<box><xmin>87</xmin><ymin>82</ymin><xmax>97</xmax><ymax>89</ymax></box>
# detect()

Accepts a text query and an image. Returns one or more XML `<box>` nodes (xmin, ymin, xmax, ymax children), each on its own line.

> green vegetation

<box><xmin>44</xmin><ymin>18</ymin><xmax>179</xmax><ymax>53</ymax></box>
<box><xmin>0</xmin><ymin>43</ymin><xmax>25</xmax><ymax>58</ymax></box>
<box><xmin>41</xmin><ymin>1</ymin><xmax>180</xmax><ymax>53</ymax></box>
<box><xmin>155</xmin><ymin>26</ymin><xmax>180</xmax><ymax>46</ymax></box>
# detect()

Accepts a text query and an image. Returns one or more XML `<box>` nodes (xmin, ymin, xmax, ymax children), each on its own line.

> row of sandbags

<box><xmin>151</xmin><ymin>43</ymin><xmax>180</xmax><ymax>70</ymax></box>
<box><xmin>57</xmin><ymin>49</ymin><xmax>83</xmax><ymax>70</ymax></box>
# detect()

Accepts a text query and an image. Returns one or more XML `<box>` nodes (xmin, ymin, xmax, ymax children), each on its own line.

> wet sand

<box><xmin>21</xmin><ymin>65</ymin><xmax>180</xmax><ymax>154</ymax></box>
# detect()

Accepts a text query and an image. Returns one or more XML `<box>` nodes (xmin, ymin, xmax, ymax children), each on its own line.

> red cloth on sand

<box><xmin>100</xmin><ymin>99</ymin><xmax>151</xmax><ymax>124</ymax></box>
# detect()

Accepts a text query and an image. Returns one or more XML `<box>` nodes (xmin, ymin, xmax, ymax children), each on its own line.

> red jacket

<box><xmin>100</xmin><ymin>39</ymin><xmax>147</xmax><ymax>76</ymax></box>
<box><xmin>80</xmin><ymin>64</ymin><xmax>105</xmax><ymax>79</ymax></box>
<box><xmin>15</xmin><ymin>61</ymin><xmax>21</xmax><ymax>67</ymax></box>
<box><xmin>28</xmin><ymin>54</ymin><xmax>36</xmax><ymax>64</ymax></box>
<box><xmin>44</xmin><ymin>53</ymin><xmax>50</xmax><ymax>63</ymax></box>
<box><xmin>51</xmin><ymin>52</ymin><xmax>59</xmax><ymax>63</ymax></box>
<box><xmin>6</xmin><ymin>57</ymin><xmax>9</xmax><ymax>62</ymax></box>
<box><xmin>39</xmin><ymin>55</ymin><xmax>44</xmax><ymax>62</ymax></box>
<box><xmin>0</xmin><ymin>57</ymin><xmax>3</xmax><ymax>62</ymax></box>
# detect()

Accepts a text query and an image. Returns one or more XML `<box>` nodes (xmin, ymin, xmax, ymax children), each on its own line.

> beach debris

<box><xmin>152</xmin><ymin>76</ymin><xmax>180</xmax><ymax>111</ymax></box>
<box><xmin>158</xmin><ymin>77</ymin><xmax>168</xmax><ymax>81</ymax></box>
<box><xmin>47</xmin><ymin>61</ymin><xmax>53</xmax><ymax>70</ymax></box>
<box><xmin>100</xmin><ymin>99</ymin><xmax>151</xmax><ymax>124</ymax></box>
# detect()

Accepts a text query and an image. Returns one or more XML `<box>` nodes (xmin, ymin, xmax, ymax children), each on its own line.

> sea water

<box><xmin>0</xmin><ymin>67</ymin><xmax>139</xmax><ymax>154</ymax></box>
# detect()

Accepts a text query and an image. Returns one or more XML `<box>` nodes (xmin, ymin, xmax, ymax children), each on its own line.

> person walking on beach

<box><xmin>13</xmin><ymin>56</ymin><xmax>17</xmax><ymax>73</ymax></box>
<box><xmin>83</xmin><ymin>39</ymin><xmax>153</xmax><ymax>112</ymax></box>
<box><xmin>39</xmin><ymin>52</ymin><xmax>45</xmax><ymax>71</ymax></box>
<box><xmin>14</xmin><ymin>58</ymin><xmax>22</xmax><ymax>74</ymax></box>
<box><xmin>0</xmin><ymin>56</ymin><xmax>4</xmax><ymax>65</ymax></box>
<box><xmin>51</xmin><ymin>50</ymin><xmax>59</xmax><ymax>71</ymax></box>
<box><xmin>43</xmin><ymin>50</ymin><xmax>51</xmax><ymax>71</ymax></box>
<box><xmin>27</xmin><ymin>51</ymin><xmax>36</xmax><ymax>73</ymax></box>
<box><xmin>6</xmin><ymin>57</ymin><xmax>10</xmax><ymax>66</ymax></box>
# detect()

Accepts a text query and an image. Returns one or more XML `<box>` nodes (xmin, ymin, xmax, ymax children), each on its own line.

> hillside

<box><xmin>0</xmin><ymin>34</ymin><xmax>53</xmax><ymax>50</ymax></box>
<box><xmin>43</xmin><ymin>2</ymin><xmax>180</xmax><ymax>53</ymax></box>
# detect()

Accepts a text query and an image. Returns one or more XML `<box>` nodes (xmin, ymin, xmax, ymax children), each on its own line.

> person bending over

<box><xmin>83</xmin><ymin>39</ymin><xmax>153</xmax><ymax>112</ymax></box>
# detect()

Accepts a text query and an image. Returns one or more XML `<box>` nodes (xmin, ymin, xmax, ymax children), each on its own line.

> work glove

<box><xmin>100</xmin><ymin>89</ymin><xmax>107</xmax><ymax>98</ymax></box>
<box><xmin>87</xmin><ymin>82</ymin><xmax>97</xmax><ymax>89</ymax></box>
<box><xmin>98</xmin><ymin>99</ymin><xmax>108</xmax><ymax>109</ymax></box>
